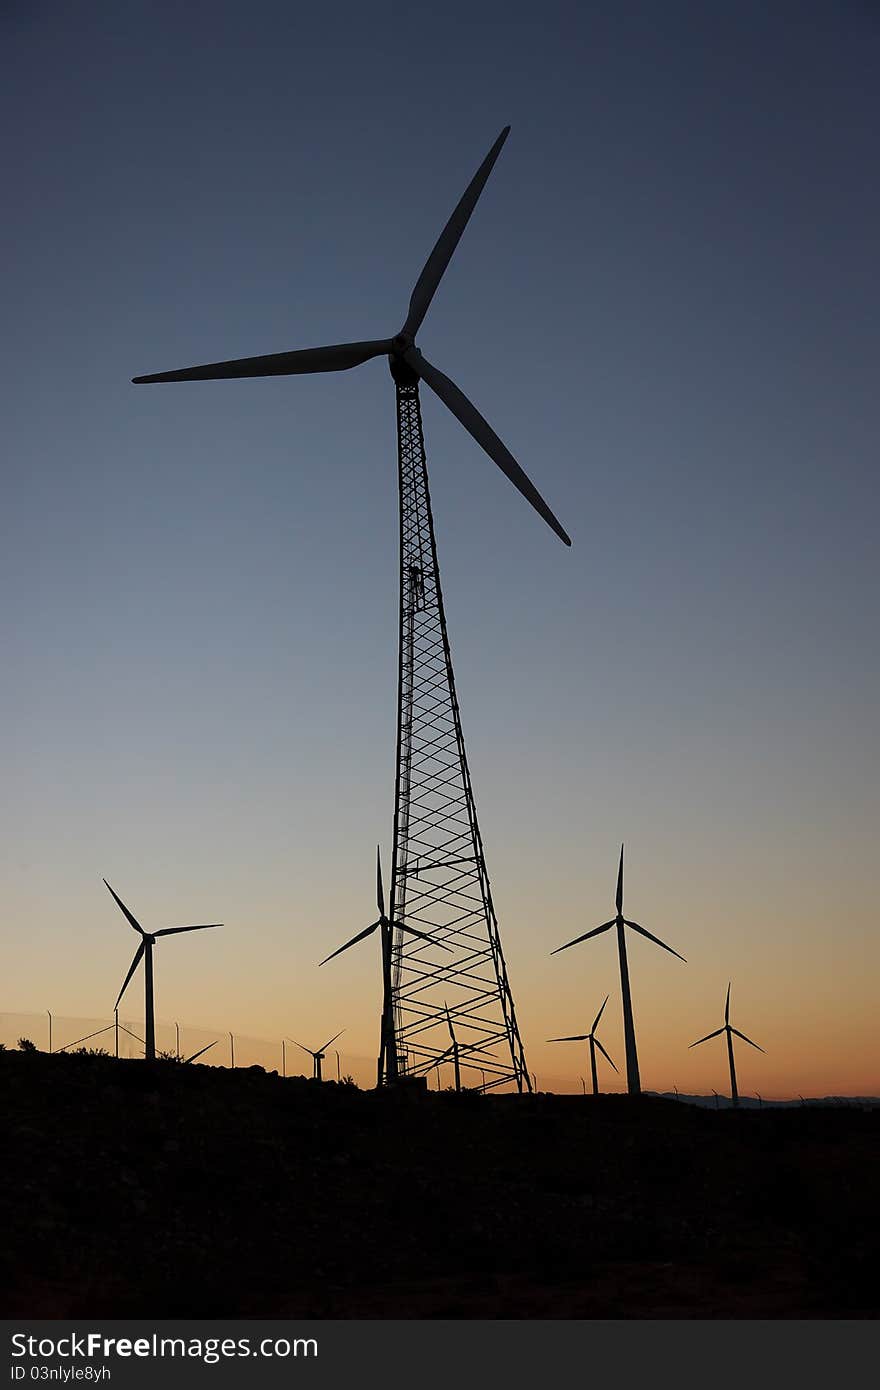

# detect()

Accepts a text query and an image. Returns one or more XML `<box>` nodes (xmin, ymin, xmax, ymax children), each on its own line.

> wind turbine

<box><xmin>104</xmin><ymin>878</ymin><xmax>222</xmax><ymax>1061</ymax></box>
<box><xmin>688</xmin><ymin>983</ymin><xmax>764</xmax><ymax>1110</ymax></box>
<box><xmin>551</xmin><ymin>845</ymin><xmax>685</xmax><ymax>1096</ymax></box>
<box><xmin>130</xmin><ymin>128</ymin><xmax>568</xmax><ymax>544</ymax></box>
<box><xmin>132</xmin><ymin>127</ymin><xmax>566</xmax><ymax>1091</ymax></box>
<box><xmin>319</xmin><ymin>847</ymin><xmax>449</xmax><ymax>1086</ymax></box>
<box><xmin>289</xmin><ymin>1030</ymin><xmax>345</xmax><ymax>1082</ymax></box>
<box><xmin>441</xmin><ymin>1002</ymin><xmax>461</xmax><ymax>1093</ymax></box>
<box><xmin>547</xmin><ymin>994</ymin><xmax>618</xmax><ymax>1096</ymax></box>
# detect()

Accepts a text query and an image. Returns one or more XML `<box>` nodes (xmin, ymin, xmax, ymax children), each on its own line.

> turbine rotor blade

<box><xmin>114</xmin><ymin>940</ymin><xmax>146</xmax><ymax>1009</ymax></box>
<box><xmin>288</xmin><ymin>1038</ymin><xmax>315</xmax><ymax>1059</ymax></box>
<box><xmin>550</xmin><ymin>920</ymin><xmax>614</xmax><ymax>955</ymax></box>
<box><xmin>319</xmin><ymin>1029</ymin><xmax>345</xmax><ymax>1054</ymax></box>
<box><xmin>624</xmin><ymin>919</ymin><xmax>687</xmax><ymax>963</ymax></box>
<box><xmin>444</xmin><ymin>1002</ymin><xmax>455</xmax><ymax>1043</ymax></box>
<box><xmin>731</xmin><ymin>1027</ymin><xmax>765</xmax><ymax>1052</ymax></box>
<box><xmin>547</xmin><ymin>1034</ymin><xmax>589</xmax><ymax>1043</ymax></box>
<box><xmin>103</xmin><ymin>878</ymin><xmax>144</xmax><ymax>935</ymax></box>
<box><xmin>688</xmin><ymin>1027</ymin><xmax>724</xmax><ymax>1048</ymax></box>
<box><xmin>153</xmin><ymin>923</ymin><xmax>223</xmax><ymax>937</ymax></box>
<box><xmin>594</xmin><ymin>1037</ymin><xmax>618</xmax><ymax>1072</ymax></box>
<box><xmin>376</xmin><ymin>845</ymin><xmax>385</xmax><ymax>919</ymax></box>
<box><xmin>616</xmin><ymin>844</ymin><xmax>624</xmax><ymax>916</ymax></box>
<box><xmin>185</xmin><ymin>1041</ymin><xmax>217</xmax><ymax>1064</ymax></box>
<box><xmin>391</xmin><ymin>919</ymin><xmax>453</xmax><ymax>951</ymax></box>
<box><xmin>132</xmin><ymin>339</ymin><xmax>393</xmax><ymax>385</ymax></box>
<box><xmin>592</xmin><ymin>994</ymin><xmax>610</xmax><ymax>1032</ymax></box>
<box><xmin>318</xmin><ymin>920</ymin><xmax>380</xmax><ymax>966</ymax></box>
<box><xmin>403</xmin><ymin>347</ymin><xmax>571</xmax><ymax>547</ymax></box>
<box><xmin>402</xmin><ymin>127</ymin><xmax>510</xmax><ymax>339</ymax></box>
<box><xmin>725</xmin><ymin>982</ymin><xmax>731</xmax><ymax>1024</ymax></box>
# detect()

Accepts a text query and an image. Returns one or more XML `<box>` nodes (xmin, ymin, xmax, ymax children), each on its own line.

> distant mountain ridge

<box><xmin>649</xmin><ymin>1091</ymin><xmax>880</xmax><ymax>1110</ymax></box>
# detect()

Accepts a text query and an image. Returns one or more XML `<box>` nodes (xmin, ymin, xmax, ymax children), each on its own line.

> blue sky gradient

<box><xmin>3</xmin><ymin>1</ymin><xmax>877</xmax><ymax>1092</ymax></box>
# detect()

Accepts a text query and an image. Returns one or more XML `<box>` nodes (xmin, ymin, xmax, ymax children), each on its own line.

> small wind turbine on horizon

<box><xmin>689</xmin><ymin>983</ymin><xmax>764</xmax><ymax>1110</ymax></box>
<box><xmin>288</xmin><ymin>1030</ymin><xmax>345</xmax><ymax>1082</ymax></box>
<box><xmin>547</xmin><ymin>994</ymin><xmax>618</xmax><ymax>1096</ymax></box>
<box><xmin>319</xmin><ymin>847</ymin><xmax>449</xmax><ymax>1086</ymax></box>
<box><xmin>439</xmin><ymin>1002</ymin><xmax>462</xmax><ymax>1093</ymax></box>
<box><xmin>105</xmin><ymin>878</ymin><xmax>222</xmax><ymax>1062</ymax></box>
<box><xmin>551</xmin><ymin>845</ymin><xmax>686</xmax><ymax>1096</ymax></box>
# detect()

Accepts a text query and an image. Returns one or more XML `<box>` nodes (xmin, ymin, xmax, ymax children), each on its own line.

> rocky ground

<box><xmin>2</xmin><ymin>1049</ymin><xmax>876</xmax><ymax>1318</ymax></box>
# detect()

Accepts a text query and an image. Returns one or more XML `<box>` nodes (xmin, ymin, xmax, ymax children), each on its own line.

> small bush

<box><xmin>17</xmin><ymin>1037</ymin><xmax>37</xmax><ymax>1052</ymax></box>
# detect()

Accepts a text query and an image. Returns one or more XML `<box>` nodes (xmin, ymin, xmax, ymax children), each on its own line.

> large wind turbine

<box><xmin>289</xmin><ymin>1029</ymin><xmax>345</xmax><ymax>1082</ymax></box>
<box><xmin>319</xmin><ymin>847</ymin><xmax>448</xmax><ymax>1086</ymax></box>
<box><xmin>689</xmin><ymin>983</ymin><xmax>764</xmax><ymax>1109</ymax></box>
<box><xmin>130</xmin><ymin>128</ymin><xmax>568</xmax><ymax>547</ymax></box>
<box><xmin>104</xmin><ymin>878</ymin><xmax>221</xmax><ymax>1061</ymax></box>
<box><xmin>548</xmin><ymin>994</ymin><xmax>618</xmax><ymax>1096</ymax></box>
<box><xmin>551</xmin><ymin>846</ymin><xmax>686</xmax><ymax>1096</ymax></box>
<box><xmin>132</xmin><ymin>127</ymin><xmax>566</xmax><ymax>1091</ymax></box>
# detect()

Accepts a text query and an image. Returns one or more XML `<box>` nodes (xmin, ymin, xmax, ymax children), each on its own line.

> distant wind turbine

<box><xmin>547</xmin><ymin>994</ymin><xmax>618</xmax><ymax>1096</ymax></box>
<box><xmin>289</xmin><ymin>1030</ymin><xmax>345</xmax><ymax>1082</ymax></box>
<box><xmin>440</xmin><ymin>1003</ymin><xmax>461</xmax><ymax>1093</ymax></box>
<box><xmin>105</xmin><ymin>878</ymin><xmax>222</xmax><ymax>1061</ymax></box>
<box><xmin>319</xmin><ymin>846</ymin><xmax>449</xmax><ymax>1086</ymax></box>
<box><xmin>689</xmin><ymin>983</ymin><xmax>764</xmax><ymax>1110</ymax></box>
<box><xmin>551</xmin><ymin>845</ymin><xmax>685</xmax><ymax>1095</ymax></box>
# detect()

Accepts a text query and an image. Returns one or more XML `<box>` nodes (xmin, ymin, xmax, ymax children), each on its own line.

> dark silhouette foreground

<box><xmin>2</xmin><ymin>1050</ymin><xmax>876</xmax><ymax>1319</ymax></box>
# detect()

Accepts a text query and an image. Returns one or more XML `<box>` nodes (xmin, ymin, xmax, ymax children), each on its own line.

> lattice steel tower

<box><xmin>387</xmin><ymin>363</ymin><xmax>529</xmax><ymax>1091</ymax></box>
<box><xmin>131</xmin><ymin>126</ymin><xmax>571</xmax><ymax>1094</ymax></box>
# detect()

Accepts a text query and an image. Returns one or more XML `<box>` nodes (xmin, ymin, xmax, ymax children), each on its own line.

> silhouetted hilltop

<box><xmin>3</xmin><ymin>1050</ymin><xmax>877</xmax><ymax>1318</ymax></box>
<box><xmin>649</xmin><ymin>1091</ymin><xmax>880</xmax><ymax>1110</ymax></box>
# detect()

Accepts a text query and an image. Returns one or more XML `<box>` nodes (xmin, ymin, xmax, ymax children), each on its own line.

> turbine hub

<box><xmin>389</xmin><ymin>334</ymin><xmax>418</xmax><ymax>385</ymax></box>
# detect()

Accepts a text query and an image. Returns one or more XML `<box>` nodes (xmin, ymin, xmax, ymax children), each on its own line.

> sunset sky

<box><xmin>3</xmin><ymin>1</ymin><xmax>878</xmax><ymax>1098</ymax></box>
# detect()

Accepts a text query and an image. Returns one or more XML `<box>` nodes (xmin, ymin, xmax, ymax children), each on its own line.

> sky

<box><xmin>3</xmin><ymin>0</ymin><xmax>878</xmax><ymax>1096</ymax></box>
